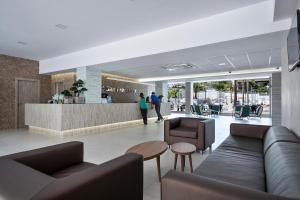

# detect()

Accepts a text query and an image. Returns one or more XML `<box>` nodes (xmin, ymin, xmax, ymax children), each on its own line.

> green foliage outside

<box><xmin>249</xmin><ymin>80</ymin><xmax>269</xmax><ymax>94</ymax></box>
<box><xmin>193</xmin><ymin>82</ymin><xmax>209</xmax><ymax>99</ymax></box>
<box><xmin>211</xmin><ymin>81</ymin><xmax>232</xmax><ymax>92</ymax></box>
<box><xmin>168</xmin><ymin>84</ymin><xmax>185</xmax><ymax>99</ymax></box>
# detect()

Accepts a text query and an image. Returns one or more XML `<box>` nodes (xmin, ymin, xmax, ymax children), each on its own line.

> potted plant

<box><xmin>61</xmin><ymin>89</ymin><xmax>73</xmax><ymax>104</ymax></box>
<box><xmin>70</xmin><ymin>79</ymin><xmax>88</xmax><ymax>104</ymax></box>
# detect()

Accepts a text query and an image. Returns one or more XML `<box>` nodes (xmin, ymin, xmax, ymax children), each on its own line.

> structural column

<box><xmin>185</xmin><ymin>82</ymin><xmax>193</xmax><ymax>114</ymax></box>
<box><xmin>76</xmin><ymin>66</ymin><xmax>102</xmax><ymax>103</ymax></box>
<box><xmin>155</xmin><ymin>81</ymin><xmax>168</xmax><ymax>102</ymax></box>
<box><xmin>271</xmin><ymin>72</ymin><xmax>281</xmax><ymax>125</ymax></box>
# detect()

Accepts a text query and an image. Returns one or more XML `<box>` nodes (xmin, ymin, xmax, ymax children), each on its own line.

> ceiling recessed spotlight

<box><xmin>218</xmin><ymin>63</ymin><xmax>226</xmax><ymax>66</ymax></box>
<box><xmin>17</xmin><ymin>41</ymin><xmax>27</xmax><ymax>45</ymax></box>
<box><xmin>55</xmin><ymin>24</ymin><xmax>68</xmax><ymax>30</ymax></box>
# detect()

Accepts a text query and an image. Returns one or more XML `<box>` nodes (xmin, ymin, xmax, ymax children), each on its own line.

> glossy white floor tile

<box><xmin>0</xmin><ymin>114</ymin><xmax>271</xmax><ymax>200</ymax></box>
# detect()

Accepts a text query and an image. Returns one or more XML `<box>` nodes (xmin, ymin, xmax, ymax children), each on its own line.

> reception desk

<box><xmin>25</xmin><ymin>103</ymin><xmax>171</xmax><ymax>136</ymax></box>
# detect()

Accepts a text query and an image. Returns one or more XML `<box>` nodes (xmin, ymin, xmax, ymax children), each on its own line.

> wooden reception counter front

<box><xmin>25</xmin><ymin>103</ymin><xmax>171</xmax><ymax>136</ymax></box>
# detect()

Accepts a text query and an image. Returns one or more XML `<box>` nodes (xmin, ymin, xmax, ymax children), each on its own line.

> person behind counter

<box><xmin>139</xmin><ymin>93</ymin><xmax>148</xmax><ymax>125</ymax></box>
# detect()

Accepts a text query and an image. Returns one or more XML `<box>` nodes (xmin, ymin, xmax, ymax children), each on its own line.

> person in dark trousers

<box><xmin>151</xmin><ymin>92</ymin><xmax>163</xmax><ymax>122</ymax></box>
<box><xmin>139</xmin><ymin>93</ymin><xmax>148</xmax><ymax>125</ymax></box>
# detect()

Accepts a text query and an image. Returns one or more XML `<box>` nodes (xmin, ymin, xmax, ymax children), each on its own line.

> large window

<box><xmin>167</xmin><ymin>83</ymin><xmax>186</xmax><ymax>112</ymax></box>
<box><xmin>193</xmin><ymin>79</ymin><xmax>270</xmax><ymax>115</ymax></box>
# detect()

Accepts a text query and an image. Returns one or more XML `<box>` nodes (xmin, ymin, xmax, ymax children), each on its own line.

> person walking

<box><xmin>139</xmin><ymin>93</ymin><xmax>148</xmax><ymax>125</ymax></box>
<box><xmin>151</xmin><ymin>92</ymin><xmax>163</xmax><ymax>122</ymax></box>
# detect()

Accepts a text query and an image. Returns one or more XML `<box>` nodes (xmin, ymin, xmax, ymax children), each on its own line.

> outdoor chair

<box><xmin>195</xmin><ymin>105</ymin><xmax>202</xmax><ymax>116</ymax></box>
<box><xmin>234</xmin><ymin>105</ymin><xmax>250</xmax><ymax>119</ymax></box>
<box><xmin>211</xmin><ymin>105</ymin><xmax>221</xmax><ymax>115</ymax></box>
<box><xmin>249</xmin><ymin>105</ymin><xmax>263</xmax><ymax>118</ymax></box>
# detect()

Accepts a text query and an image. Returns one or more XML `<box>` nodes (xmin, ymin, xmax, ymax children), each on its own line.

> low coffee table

<box><xmin>171</xmin><ymin>142</ymin><xmax>196</xmax><ymax>173</ymax></box>
<box><xmin>126</xmin><ymin>141</ymin><xmax>168</xmax><ymax>182</ymax></box>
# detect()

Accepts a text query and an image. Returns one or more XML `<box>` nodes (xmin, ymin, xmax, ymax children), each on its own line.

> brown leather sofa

<box><xmin>162</xmin><ymin>123</ymin><xmax>300</xmax><ymax>200</ymax></box>
<box><xmin>0</xmin><ymin>141</ymin><xmax>143</xmax><ymax>200</ymax></box>
<box><xmin>164</xmin><ymin>117</ymin><xmax>215</xmax><ymax>151</ymax></box>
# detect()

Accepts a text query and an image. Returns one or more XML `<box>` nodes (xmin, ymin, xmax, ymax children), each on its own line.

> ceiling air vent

<box><xmin>161</xmin><ymin>63</ymin><xmax>196</xmax><ymax>71</ymax></box>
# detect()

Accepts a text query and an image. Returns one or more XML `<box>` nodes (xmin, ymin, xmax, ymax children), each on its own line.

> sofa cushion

<box><xmin>265</xmin><ymin>142</ymin><xmax>300</xmax><ymax>199</ymax></box>
<box><xmin>194</xmin><ymin>136</ymin><xmax>265</xmax><ymax>191</ymax></box>
<box><xmin>263</xmin><ymin>126</ymin><xmax>300</xmax><ymax>154</ymax></box>
<box><xmin>0</xmin><ymin>159</ymin><xmax>55</xmax><ymax>200</ymax></box>
<box><xmin>221</xmin><ymin>135</ymin><xmax>263</xmax><ymax>154</ymax></box>
<box><xmin>180</xmin><ymin>118</ymin><xmax>202</xmax><ymax>128</ymax></box>
<box><xmin>170</xmin><ymin>127</ymin><xmax>197</xmax><ymax>139</ymax></box>
<box><xmin>51</xmin><ymin>162</ymin><xmax>97</xmax><ymax>178</ymax></box>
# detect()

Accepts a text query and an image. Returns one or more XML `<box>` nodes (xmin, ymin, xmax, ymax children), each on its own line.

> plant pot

<box><xmin>78</xmin><ymin>96</ymin><xmax>85</xmax><ymax>104</ymax></box>
<box><xmin>74</xmin><ymin>96</ymin><xmax>85</xmax><ymax>104</ymax></box>
<box><xmin>74</xmin><ymin>96</ymin><xmax>79</xmax><ymax>104</ymax></box>
<box><xmin>63</xmin><ymin>97</ymin><xmax>72</xmax><ymax>104</ymax></box>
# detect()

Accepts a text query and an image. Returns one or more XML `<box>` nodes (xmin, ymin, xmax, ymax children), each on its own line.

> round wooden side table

<box><xmin>171</xmin><ymin>142</ymin><xmax>196</xmax><ymax>173</ymax></box>
<box><xmin>126</xmin><ymin>140</ymin><xmax>168</xmax><ymax>182</ymax></box>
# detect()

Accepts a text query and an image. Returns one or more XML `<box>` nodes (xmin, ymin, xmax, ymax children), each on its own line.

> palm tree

<box><xmin>212</xmin><ymin>81</ymin><xmax>231</xmax><ymax>103</ymax></box>
<box><xmin>193</xmin><ymin>82</ymin><xmax>208</xmax><ymax>100</ymax></box>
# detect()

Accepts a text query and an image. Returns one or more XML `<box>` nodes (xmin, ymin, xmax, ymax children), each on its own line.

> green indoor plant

<box><xmin>61</xmin><ymin>89</ymin><xmax>72</xmax><ymax>104</ymax></box>
<box><xmin>70</xmin><ymin>79</ymin><xmax>88</xmax><ymax>103</ymax></box>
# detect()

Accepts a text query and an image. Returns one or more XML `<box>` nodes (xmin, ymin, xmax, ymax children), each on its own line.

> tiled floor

<box><xmin>0</xmin><ymin>114</ymin><xmax>271</xmax><ymax>200</ymax></box>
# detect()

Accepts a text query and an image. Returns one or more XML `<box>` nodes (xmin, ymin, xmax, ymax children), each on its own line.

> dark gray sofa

<box><xmin>162</xmin><ymin>123</ymin><xmax>300</xmax><ymax>200</ymax></box>
<box><xmin>0</xmin><ymin>142</ymin><xmax>143</xmax><ymax>200</ymax></box>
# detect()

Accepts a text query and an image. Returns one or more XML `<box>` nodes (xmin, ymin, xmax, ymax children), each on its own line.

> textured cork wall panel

<box><xmin>0</xmin><ymin>55</ymin><xmax>51</xmax><ymax>129</ymax></box>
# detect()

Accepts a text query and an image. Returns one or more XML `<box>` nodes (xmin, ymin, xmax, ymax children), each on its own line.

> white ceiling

<box><xmin>273</xmin><ymin>0</ymin><xmax>298</xmax><ymax>21</ymax></box>
<box><xmin>98</xmin><ymin>31</ymin><xmax>285</xmax><ymax>79</ymax></box>
<box><xmin>0</xmin><ymin>0</ymin><xmax>266</xmax><ymax>60</ymax></box>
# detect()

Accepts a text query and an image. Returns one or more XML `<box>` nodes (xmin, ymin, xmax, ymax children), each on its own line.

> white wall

<box><xmin>40</xmin><ymin>0</ymin><xmax>290</xmax><ymax>74</ymax></box>
<box><xmin>281</xmin><ymin>0</ymin><xmax>300</xmax><ymax>136</ymax></box>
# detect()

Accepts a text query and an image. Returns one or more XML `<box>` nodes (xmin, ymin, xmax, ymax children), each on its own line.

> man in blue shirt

<box><xmin>151</xmin><ymin>92</ymin><xmax>163</xmax><ymax>122</ymax></box>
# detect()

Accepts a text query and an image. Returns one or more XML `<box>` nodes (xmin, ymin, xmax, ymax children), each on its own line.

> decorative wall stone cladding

<box><xmin>0</xmin><ymin>55</ymin><xmax>51</xmax><ymax>129</ymax></box>
<box><xmin>185</xmin><ymin>82</ymin><xmax>193</xmax><ymax>113</ymax></box>
<box><xmin>76</xmin><ymin>67</ymin><xmax>102</xmax><ymax>103</ymax></box>
<box><xmin>155</xmin><ymin>81</ymin><xmax>168</xmax><ymax>101</ymax></box>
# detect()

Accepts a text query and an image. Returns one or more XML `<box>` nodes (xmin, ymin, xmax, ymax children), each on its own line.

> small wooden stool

<box><xmin>171</xmin><ymin>142</ymin><xmax>196</xmax><ymax>173</ymax></box>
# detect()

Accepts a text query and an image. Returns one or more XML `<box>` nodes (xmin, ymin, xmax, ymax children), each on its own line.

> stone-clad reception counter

<box><xmin>25</xmin><ymin>103</ymin><xmax>171</xmax><ymax>136</ymax></box>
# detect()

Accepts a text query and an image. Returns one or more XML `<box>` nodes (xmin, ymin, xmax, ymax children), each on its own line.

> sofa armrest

<box><xmin>164</xmin><ymin>118</ymin><xmax>181</xmax><ymax>143</ymax></box>
<box><xmin>2</xmin><ymin>141</ymin><xmax>84</xmax><ymax>174</ymax></box>
<box><xmin>161</xmin><ymin>170</ymin><xmax>289</xmax><ymax>200</ymax></box>
<box><xmin>230</xmin><ymin>123</ymin><xmax>270</xmax><ymax>139</ymax></box>
<box><xmin>200</xmin><ymin>118</ymin><xmax>215</xmax><ymax>149</ymax></box>
<box><xmin>32</xmin><ymin>153</ymin><xmax>143</xmax><ymax>200</ymax></box>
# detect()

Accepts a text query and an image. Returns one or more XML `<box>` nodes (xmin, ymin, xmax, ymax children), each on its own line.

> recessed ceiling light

<box><xmin>55</xmin><ymin>24</ymin><xmax>68</xmax><ymax>30</ymax></box>
<box><xmin>17</xmin><ymin>41</ymin><xmax>27</xmax><ymax>45</ymax></box>
<box><xmin>218</xmin><ymin>63</ymin><xmax>226</xmax><ymax>66</ymax></box>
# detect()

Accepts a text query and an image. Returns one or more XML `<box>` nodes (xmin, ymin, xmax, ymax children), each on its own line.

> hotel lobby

<box><xmin>0</xmin><ymin>1</ymin><xmax>300</xmax><ymax>200</ymax></box>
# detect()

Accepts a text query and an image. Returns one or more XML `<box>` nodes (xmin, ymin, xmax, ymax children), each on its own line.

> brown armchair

<box><xmin>164</xmin><ymin>117</ymin><xmax>215</xmax><ymax>151</ymax></box>
<box><xmin>0</xmin><ymin>142</ymin><xmax>143</xmax><ymax>200</ymax></box>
